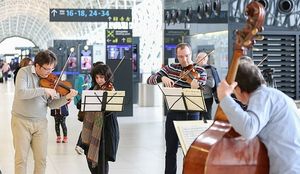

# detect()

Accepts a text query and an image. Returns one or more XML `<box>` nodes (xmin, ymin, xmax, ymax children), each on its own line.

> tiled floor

<box><xmin>0</xmin><ymin>80</ymin><xmax>184</xmax><ymax>174</ymax></box>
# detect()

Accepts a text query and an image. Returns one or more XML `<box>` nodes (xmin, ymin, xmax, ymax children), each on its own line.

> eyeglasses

<box><xmin>40</xmin><ymin>65</ymin><xmax>55</xmax><ymax>72</ymax></box>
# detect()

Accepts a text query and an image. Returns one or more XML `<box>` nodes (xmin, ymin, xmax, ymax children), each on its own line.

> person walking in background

<box><xmin>50</xmin><ymin>101</ymin><xmax>70</xmax><ymax>143</ymax></box>
<box><xmin>11</xmin><ymin>50</ymin><xmax>78</xmax><ymax>174</ymax></box>
<box><xmin>2</xmin><ymin>61</ymin><xmax>10</xmax><ymax>82</ymax></box>
<box><xmin>195</xmin><ymin>51</ymin><xmax>220</xmax><ymax>120</ymax></box>
<box><xmin>147</xmin><ymin>43</ymin><xmax>206</xmax><ymax>174</ymax></box>
<box><xmin>13</xmin><ymin>57</ymin><xmax>33</xmax><ymax>84</ymax></box>
<box><xmin>217</xmin><ymin>59</ymin><xmax>300</xmax><ymax>174</ymax></box>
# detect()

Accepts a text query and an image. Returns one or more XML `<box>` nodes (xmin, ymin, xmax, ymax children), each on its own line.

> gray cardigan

<box><xmin>12</xmin><ymin>65</ymin><xmax>68</xmax><ymax>120</ymax></box>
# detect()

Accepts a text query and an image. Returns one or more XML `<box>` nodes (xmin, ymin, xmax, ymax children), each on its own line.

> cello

<box><xmin>183</xmin><ymin>1</ymin><xmax>269</xmax><ymax>174</ymax></box>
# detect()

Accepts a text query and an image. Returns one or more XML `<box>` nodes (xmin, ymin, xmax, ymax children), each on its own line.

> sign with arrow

<box><xmin>49</xmin><ymin>9</ymin><xmax>131</xmax><ymax>22</ymax></box>
<box><xmin>105</xmin><ymin>29</ymin><xmax>132</xmax><ymax>45</ymax></box>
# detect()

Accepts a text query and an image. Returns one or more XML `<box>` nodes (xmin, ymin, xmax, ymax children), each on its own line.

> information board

<box><xmin>106</xmin><ymin>29</ymin><xmax>132</xmax><ymax>45</ymax></box>
<box><xmin>49</xmin><ymin>9</ymin><xmax>132</xmax><ymax>22</ymax></box>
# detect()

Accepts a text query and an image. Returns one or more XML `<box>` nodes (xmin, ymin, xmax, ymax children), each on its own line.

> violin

<box><xmin>40</xmin><ymin>73</ymin><xmax>72</xmax><ymax>96</ymax></box>
<box><xmin>178</xmin><ymin>50</ymin><xmax>214</xmax><ymax>85</ymax></box>
<box><xmin>180</xmin><ymin>64</ymin><xmax>200</xmax><ymax>84</ymax></box>
<box><xmin>100</xmin><ymin>82</ymin><xmax>114</xmax><ymax>91</ymax></box>
<box><xmin>183</xmin><ymin>2</ymin><xmax>269</xmax><ymax>174</ymax></box>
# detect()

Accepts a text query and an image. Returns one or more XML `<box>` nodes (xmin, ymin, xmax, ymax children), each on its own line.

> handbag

<box><xmin>77</xmin><ymin>111</ymin><xmax>85</xmax><ymax>122</ymax></box>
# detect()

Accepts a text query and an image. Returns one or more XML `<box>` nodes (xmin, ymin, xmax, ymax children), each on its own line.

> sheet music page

<box><xmin>106</xmin><ymin>91</ymin><xmax>125</xmax><ymax>111</ymax></box>
<box><xmin>81</xmin><ymin>90</ymin><xmax>104</xmax><ymax>111</ymax></box>
<box><xmin>173</xmin><ymin>120</ymin><xmax>213</xmax><ymax>156</ymax></box>
<box><xmin>162</xmin><ymin>87</ymin><xmax>185</xmax><ymax>111</ymax></box>
<box><xmin>183</xmin><ymin>89</ymin><xmax>206</xmax><ymax>111</ymax></box>
<box><xmin>81</xmin><ymin>90</ymin><xmax>125</xmax><ymax>112</ymax></box>
<box><xmin>161</xmin><ymin>87</ymin><xmax>206</xmax><ymax>111</ymax></box>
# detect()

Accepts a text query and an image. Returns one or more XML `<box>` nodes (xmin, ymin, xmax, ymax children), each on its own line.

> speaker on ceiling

<box><xmin>176</xmin><ymin>9</ymin><xmax>182</xmax><ymax>23</ymax></box>
<box><xmin>204</xmin><ymin>1</ymin><xmax>212</xmax><ymax>18</ymax></box>
<box><xmin>278</xmin><ymin>0</ymin><xmax>294</xmax><ymax>14</ymax></box>
<box><xmin>165</xmin><ymin>10</ymin><xmax>171</xmax><ymax>25</ymax></box>
<box><xmin>197</xmin><ymin>3</ymin><xmax>205</xmax><ymax>19</ymax></box>
<box><xmin>212</xmin><ymin>0</ymin><xmax>221</xmax><ymax>16</ymax></box>
<box><xmin>171</xmin><ymin>9</ymin><xmax>177</xmax><ymax>24</ymax></box>
<box><xmin>254</xmin><ymin>0</ymin><xmax>269</xmax><ymax>10</ymax></box>
<box><xmin>185</xmin><ymin>7</ymin><xmax>193</xmax><ymax>22</ymax></box>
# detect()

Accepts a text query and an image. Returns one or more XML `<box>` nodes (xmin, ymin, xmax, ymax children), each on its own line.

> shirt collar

<box><xmin>31</xmin><ymin>65</ymin><xmax>37</xmax><ymax>74</ymax></box>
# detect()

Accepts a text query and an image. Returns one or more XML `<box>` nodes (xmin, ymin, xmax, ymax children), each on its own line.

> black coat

<box><xmin>104</xmin><ymin>112</ymin><xmax>119</xmax><ymax>162</ymax></box>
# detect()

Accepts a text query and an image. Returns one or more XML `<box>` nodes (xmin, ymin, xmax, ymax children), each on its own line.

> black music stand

<box><xmin>159</xmin><ymin>86</ymin><xmax>207</xmax><ymax>114</ymax></box>
<box><xmin>81</xmin><ymin>90</ymin><xmax>125</xmax><ymax>173</ymax></box>
<box><xmin>159</xmin><ymin>87</ymin><xmax>208</xmax><ymax>155</ymax></box>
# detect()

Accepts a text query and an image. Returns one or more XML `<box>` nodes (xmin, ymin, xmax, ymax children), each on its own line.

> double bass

<box><xmin>183</xmin><ymin>1</ymin><xmax>269</xmax><ymax>174</ymax></box>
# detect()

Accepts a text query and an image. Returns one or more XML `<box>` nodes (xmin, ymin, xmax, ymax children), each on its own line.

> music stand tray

<box><xmin>81</xmin><ymin>90</ymin><xmax>125</xmax><ymax>112</ymax></box>
<box><xmin>160</xmin><ymin>87</ymin><xmax>207</xmax><ymax>112</ymax></box>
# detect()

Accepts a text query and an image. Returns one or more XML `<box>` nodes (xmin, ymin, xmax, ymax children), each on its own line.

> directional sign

<box><xmin>164</xmin><ymin>30</ymin><xmax>189</xmax><ymax>44</ymax></box>
<box><xmin>106</xmin><ymin>29</ymin><xmax>132</xmax><ymax>45</ymax></box>
<box><xmin>50</xmin><ymin>9</ymin><xmax>132</xmax><ymax>22</ymax></box>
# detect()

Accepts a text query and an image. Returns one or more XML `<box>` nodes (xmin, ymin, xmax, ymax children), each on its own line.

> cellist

<box><xmin>11</xmin><ymin>50</ymin><xmax>78</xmax><ymax>174</ymax></box>
<box><xmin>217</xmin><ymin>58</ymin><xmax>300</xmax><ymax>174</ymax></box>
<box><xmin>147</xmin><ymin>43</ymin><xmax>207</xmax><ymax>174</ymax></box>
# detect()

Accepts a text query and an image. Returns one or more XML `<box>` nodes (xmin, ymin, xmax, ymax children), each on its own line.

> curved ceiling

<box><xmin>0</xmin><ymin>0</ymin><xmax>143</xmax><ymax>49</ymax></box>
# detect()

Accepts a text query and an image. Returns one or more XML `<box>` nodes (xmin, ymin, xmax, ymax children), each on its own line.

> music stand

<box><xmin>159</xmin><ymin>87</ymin><xmax>207</xmax><ymax>155</ymax></box>
<box><xmin>81</xmin><ymin>90</ymin><xmax>125</xmax><ymax>173</ymax></box>
<box><xmin>159</xmin><ymin>87</ymin><xmax>206</xmax><ymax>113</ymax></box>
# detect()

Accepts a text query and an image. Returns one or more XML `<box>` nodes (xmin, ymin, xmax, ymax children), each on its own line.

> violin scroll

<box><xmin>235</xmin><ymin>1</ymin><xmax>265</xmax><ymax>50</ymax></box>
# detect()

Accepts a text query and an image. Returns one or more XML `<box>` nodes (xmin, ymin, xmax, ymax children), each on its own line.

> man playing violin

<box><xmin>11</xmin><ymin>50</ymin><xmax>78</xmax><ymax>174</ymax></box>
<box><xmin>147</xmin><ymin>43</ymin><xmax>206</xmax><ymax>174</ymax></box>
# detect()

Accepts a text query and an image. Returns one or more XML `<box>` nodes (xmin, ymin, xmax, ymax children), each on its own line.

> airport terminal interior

<box><xmin>1</xmin><ymin>0</ymin><xmax>300</xmax><ymax>173</ymax></box>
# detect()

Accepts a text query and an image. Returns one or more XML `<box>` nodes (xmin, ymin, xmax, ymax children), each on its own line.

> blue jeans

<box><xmin>164</xmin><ymin>111</ymin><xmax>200</xmax><ymax>174</ymax></box>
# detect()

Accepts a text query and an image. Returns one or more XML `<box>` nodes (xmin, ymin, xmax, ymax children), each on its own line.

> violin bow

<box><xmin>173</xmin><ymin>50</ymin><xmax>214</xmax><ymax>85</ymax></box>
<box><xmin>257</xmin><ymin>55</ymin><xmax>268</xmax><ymax>67</ymax></box>
<box><xmin>100</xmin><ymin>55</ymin><xmax>126</xmax><ymax>89</ymax></box>
<box><xmin>53</xmin><ymin>52</ymin><xmax>73</xmax><ymax>90</ymax></box>
<box><xmin>194</xmin><ymin>50</ymin><xmax>214</xmax><ymax>66</ymax></box>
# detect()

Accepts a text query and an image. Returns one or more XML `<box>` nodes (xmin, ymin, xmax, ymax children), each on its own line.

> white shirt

<box><xmin>220</xmin><ymin>85</ymin><xmax>300</xmax><ymax>174</ymax></box>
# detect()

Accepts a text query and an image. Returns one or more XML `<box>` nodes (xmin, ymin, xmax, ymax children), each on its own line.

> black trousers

<box><xmin>200</xmin><ymin>97</ymin><xmax>214</xmax><ymax>120</ymax></box>
<box><xmin>164</xmin><ymin>111</ymin><xmax>200</xmax><ymax>174</ymax></box>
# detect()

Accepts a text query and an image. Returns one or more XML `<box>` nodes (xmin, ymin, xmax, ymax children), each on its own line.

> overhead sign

<box><xmin>49</xmin><ymin>9</ymin><xmax>132</xmax><ymax>22</ymax></box>
<box><xmin>106</xmin><ymin>29</ymin><xmax>132</xmax><ymax>45</ymax></box>
<box><xmin>164</xmin><ymin>30</ymin><xmax>189</xmax><ymax>44</ymax></box>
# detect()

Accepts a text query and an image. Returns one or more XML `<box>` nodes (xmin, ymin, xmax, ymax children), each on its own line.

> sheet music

<box><xmin>81</xmin><ymin>90</ymin><xmax>125</xmax><ymax>112</ymax></box>
<box><xmin>161</xmin><ymin>87</ymin><xmax>206</xmax><ymax>111</ymax></box>
<box><xmin>174</xmin><ymin>120</ymin><xmax>213</xmax><ymax>156</ymax></box>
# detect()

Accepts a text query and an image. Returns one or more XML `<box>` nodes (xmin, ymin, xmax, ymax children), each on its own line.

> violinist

<box><xmin>195</xmin><ymin>52</ymin><xmax>220</xmax><ymax>120</ymax></box>
<box><xmin>78</xmin><ymin>64</ymin><xmax>119</xmax><ymax>174</ymax></box>
<box><xmin>217</xmin><ymin>59</ymin><xmax>300</xmax><ymax>174</ymax></box>
<box><xmin>147</xmin><ymin>43</ymin><xmax>206</xmax><ymax>174</ymax></box>
<box><xmin>11</xmin><ymin>50</ymin><xmax>78</xmax><ymax>174</ymax></box>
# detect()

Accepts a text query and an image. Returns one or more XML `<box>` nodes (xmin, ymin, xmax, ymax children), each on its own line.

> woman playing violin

<box><xmin>78</xmin><ymin>64</ymin><xmax>119</xmax><ymax>174</ymax></box>
<box><xmin>11</xmin><ymin>50</ymin><xmax>78</xmax><ymax>174</ymax></box>
<box><xmin>147</xmin><ymin>43</ymin><xmax>206</xmax><ymax>174</ymax></box>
